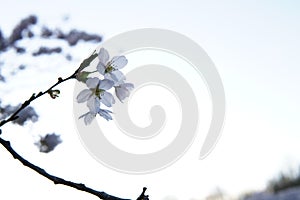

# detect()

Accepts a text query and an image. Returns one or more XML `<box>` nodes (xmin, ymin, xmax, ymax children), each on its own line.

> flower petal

<box><xmin>108</xmin><ymin>70</ymin><xmax>125</xmax><ymax>84</ymax></box>
<box><xmin>98</xmin><ymin>109</ymin><xmax>113</xmax><ymax>121</ymax></box>
<box><xmin>98</xmin><ymin>48</ymin><xmax>109</xmax><ymax>65</ymax></box>
<box><xmin>96</xmin><ymin>62</ymin><xmax>106</xmax><ymax>75</ymax></box>
<box><xmin>84</xmin><ymin>113</ymin><xmax>96</xmax><ymax>125</ymax></box>
<box><xmin>79</xmin><ymin>112</ymin><xmax>96</xmax><ymax>125</ymax></box>
<box><xmin>110</xmin><ymin>56</ymin><xmax>128</xmax><ymax>69</ymax></box>
<box><xmin>115</xmin><ymin>87</ymin><xmax>130</xmax><ymax>102</ymax></box>
<box><xmin>77</xmin><ymin>89</ymin><xmax>92</xmax><ymax>103</ymax></box>
<box><xmin>123</xmin><ymin>83</ymin><xmax>134</xmax><ymax>90</ymax></box>
<box><xmin>86</xmin><ymin>77</ymin><xmax>100</xmax><ymax>89</ymax></box>
<box><xmin>100</xmin><ymin>91</ymin><xmax>115</xmax><ymax>107</ymax></box>
<box><xmin>98</xmin><ymin>79</ymin><xmax>114</xmax><ymax>90</ymax></box>
<box><xmin>87</xmin><ymin>97</ymin><xmax>100</xmax><ymax>113</ymax></box>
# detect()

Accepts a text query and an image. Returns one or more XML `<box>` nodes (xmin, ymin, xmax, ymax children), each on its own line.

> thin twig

<box><xmin>0</xmin><ymin>51</ymin><xmax>98</xmax><ymax>128</ymax></box>
<box><xmin>0</xmin><ymin>74</ymin><xmax>75</xmax><ymax>127</ymax></box>
<box><xmin>0</xmin><ymin>137</ymin><xmax>147</xmax><ymax>200</ymax></box>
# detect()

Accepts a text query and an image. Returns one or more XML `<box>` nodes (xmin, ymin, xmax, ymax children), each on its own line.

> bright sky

<box><xmin>0</xmin><ymin>1</ymin><xmax>300</xmax><ymax>200</ymax></box>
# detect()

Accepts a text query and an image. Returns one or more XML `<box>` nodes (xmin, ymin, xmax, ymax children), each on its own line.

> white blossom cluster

<box><xmin>76</xmin><ymin>48</ymin><xmax>133</xmax><ymax>125</ymax></box>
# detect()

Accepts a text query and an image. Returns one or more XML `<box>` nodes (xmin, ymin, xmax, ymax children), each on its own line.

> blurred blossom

<box><xmin>35</xmin><ymin>133</ymin><xmax>62</xmax><ymax>153</ymax></box>
<box><xmin>0</xmin><ymin>102</ymin><xmax>38</xmax><ymax>126</ymax></box>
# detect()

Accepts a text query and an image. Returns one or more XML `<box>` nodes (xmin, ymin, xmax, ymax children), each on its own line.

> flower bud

<box><xmin>48</xmin><ymin>89</ymin><xmax>60</xmax><ymax>99</ymax></box>
<box><xmin>76</xmin><ymin>71</ymin><xmax>91</xmax><ymax>83</ymax></box>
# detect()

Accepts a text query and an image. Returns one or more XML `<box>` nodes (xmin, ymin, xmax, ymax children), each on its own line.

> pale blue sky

<box><xmin>0</xmin><ymin>1</ymin><xmax>300</xmax><ymax>199</ymax></box>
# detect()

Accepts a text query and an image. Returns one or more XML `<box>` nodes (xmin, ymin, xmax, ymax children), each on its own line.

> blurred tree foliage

<box><xmin>267</xmin><ymin>166</ymin><xmax>300</xmax><ymax>193</ymax></box>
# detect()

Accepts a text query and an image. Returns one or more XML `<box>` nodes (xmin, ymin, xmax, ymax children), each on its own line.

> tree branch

<box><xmin>0</xmin><ymin>50</ymin><xmax>149</xmax><ymax>199</ymax></box>
<box><xmin>0</xmin><ymin>136</ymin><xmax>148</xmax><ymax>200</ymax></box>
<box><xmin>0</xmin><ymin>50</ymin><xmax>98</xmax><ymax>128</ymax></box>
<box><xmin>0</xmin><ymin>75</ymin><xmax>73</xmax><ymax>127</ymax></box>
